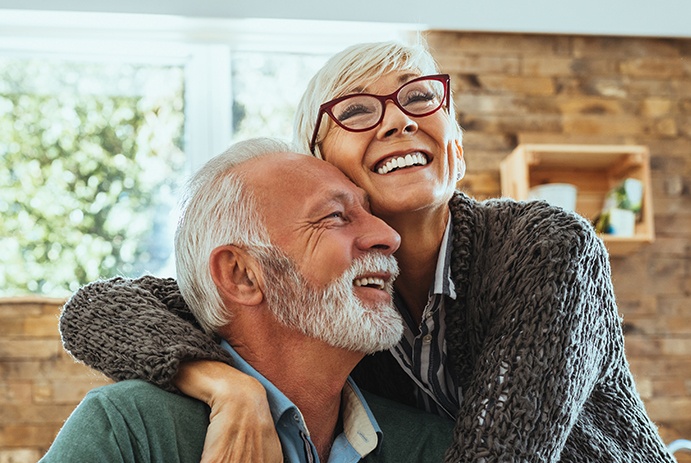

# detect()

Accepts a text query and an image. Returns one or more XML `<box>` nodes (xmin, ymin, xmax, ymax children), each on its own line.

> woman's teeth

<box><xmin>354</xmin><ymin>277</ymin><xmax>385</xmax><ymax>290</ymax></box>
<box><xmin>377</xmin><ymin>153</ymin><xmax>428</xmax><ymax>175</ymax></box>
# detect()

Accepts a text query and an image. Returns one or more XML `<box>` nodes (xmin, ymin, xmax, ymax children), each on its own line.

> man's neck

<box><xmin>224</xmin><ymin>320</ymin><xmax>362</xmax><ymax>460</ymax></box>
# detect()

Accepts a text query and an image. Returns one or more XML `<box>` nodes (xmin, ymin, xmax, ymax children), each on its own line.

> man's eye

<box><xmin>321</xmin><ymin>211</ymin><xmax>348</xmax><ymax>224</ymax></box>
<box><xmin>325</xmin><ymin>211</ymin><xmax>345</xmax><ymax>220</ymax></box>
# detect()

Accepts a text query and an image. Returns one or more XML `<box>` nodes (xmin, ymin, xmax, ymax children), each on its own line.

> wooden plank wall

<box><xmin>426</xmin><ymin>30</ymin><xmax>691</xmax><ymax>461</ymax></box>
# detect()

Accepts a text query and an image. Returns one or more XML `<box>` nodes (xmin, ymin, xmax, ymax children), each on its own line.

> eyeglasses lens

<box><xmin>330</xmin><ymin>78</ymin><xmax>446</xmax><ymax>131</ymax></box>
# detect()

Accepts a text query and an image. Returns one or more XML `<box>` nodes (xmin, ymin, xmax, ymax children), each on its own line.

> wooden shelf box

<box><xmin>500</xmin><ymin>144</ymin><xmax>655</xmax><ymax>256</ymax></box>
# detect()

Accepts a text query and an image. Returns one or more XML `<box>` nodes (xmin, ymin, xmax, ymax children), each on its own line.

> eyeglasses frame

<box><xmin>309</xmin><ymin>73</ymin><xmax>451</xmax><ymax>154</ymax></box>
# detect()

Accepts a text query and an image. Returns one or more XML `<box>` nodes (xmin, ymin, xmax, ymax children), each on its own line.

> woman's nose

<box><xmin>376</xmin><ymin>100</ymin><xmax>418</xmax><ymax>139</ymax></box>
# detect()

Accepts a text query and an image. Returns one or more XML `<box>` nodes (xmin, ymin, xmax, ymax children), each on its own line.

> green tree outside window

<box><xmin>0</xmin><ymin>58</ymin><xmax>185</xmax><ymax>297</ymax></box>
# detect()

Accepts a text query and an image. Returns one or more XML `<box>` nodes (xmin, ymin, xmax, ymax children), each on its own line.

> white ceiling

<box><xmin>0</xmin><ymin>0</ymin><xmax>689</xmax><ymax>38</ymax></box>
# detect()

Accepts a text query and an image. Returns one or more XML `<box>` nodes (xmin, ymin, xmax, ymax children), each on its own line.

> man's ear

<box><xmin>454</xmin><ymin>139</ymin><xmax>466</xmax><ymax>181</ymax></box>
<box><xmin>209</xmin><ymin>245</ymin><xmax>264</xmax><ymax>307</ymax></box>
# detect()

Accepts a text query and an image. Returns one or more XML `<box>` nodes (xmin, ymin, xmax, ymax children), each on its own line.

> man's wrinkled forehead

<box><xmin>240</xmin><ymin>151</ymin><xmax>360</xmax><ymax>214</ymax></box>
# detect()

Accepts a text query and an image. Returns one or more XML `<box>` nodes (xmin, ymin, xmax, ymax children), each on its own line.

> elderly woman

<box><xmin>60</xmin><ymin>41</ymin><xmax>673</xmax><ymax>462</ymax></box>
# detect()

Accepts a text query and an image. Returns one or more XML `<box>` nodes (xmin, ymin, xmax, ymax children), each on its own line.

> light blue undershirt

<box><xmin>220</xmin><ymin>340</ymin><xmax>382</xmax><ymax>463</ymax></box>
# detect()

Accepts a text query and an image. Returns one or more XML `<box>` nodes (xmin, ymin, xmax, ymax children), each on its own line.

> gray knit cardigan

<box><xmin>60</xmin><ymin>192</ymin><xmax>674</xmax><ymax>463</ymax></box>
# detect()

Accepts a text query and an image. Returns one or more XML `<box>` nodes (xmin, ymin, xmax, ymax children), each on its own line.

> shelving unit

<box><xmin>499</xmin><ymin>144</ymin><xmax>655</xmax><ymax>256</ymax></box>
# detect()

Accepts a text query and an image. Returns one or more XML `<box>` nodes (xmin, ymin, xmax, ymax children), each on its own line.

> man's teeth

<box><xmin>377</xmin><ymin>153</ymin><xmax>428</xmax><ymax>175</ymax></box>
<box><xmin>354</xmin><ymin>277</ymin><xmax>385</xmax><ymax>290</ymax></box>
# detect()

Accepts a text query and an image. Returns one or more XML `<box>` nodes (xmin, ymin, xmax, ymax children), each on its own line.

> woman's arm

<box><xmin>445</xmin><ymin>210</ymin><xmax>617</xmax><ymax>462</ymax></box>
<box><xmin>59</xmin><ymin>275</ymin><xmax>232</xmax><ymax>389</ymax></box>
<box><xmin>60</xmin><ymin>275</ymin><xmax>283</xmax><ymax>463</ymax></box>
<box><xmin>176</xmin><ymin>361</ymin><xmax>283</xmax><ymax>463</ymax></box>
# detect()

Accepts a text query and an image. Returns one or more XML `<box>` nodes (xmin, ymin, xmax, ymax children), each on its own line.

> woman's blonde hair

<box><xmin>292</xmin><ymin>39</ymin><xmax>461</xmax><ymax>158</ymax></box>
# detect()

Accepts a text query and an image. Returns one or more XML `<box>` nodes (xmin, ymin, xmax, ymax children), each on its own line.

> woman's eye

<box><xmin>402</xmin><ymin>90</ymin><xmax>437</xmax><ymax>105</ymax></box>
<box><xmin>336</xmin><ymin>104</ymin><xmax>374</xmax><ymax>122</ymax></box>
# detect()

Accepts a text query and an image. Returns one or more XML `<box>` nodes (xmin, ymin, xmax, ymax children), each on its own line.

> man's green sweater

<box><xmin>40</xmin><ymin>380</ymin><xmax>452</xmax><ymax>462</ymax></box>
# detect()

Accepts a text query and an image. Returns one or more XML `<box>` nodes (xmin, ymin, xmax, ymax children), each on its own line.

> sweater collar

<box><xmin>444</xmin><ymin>191</ymin><xmax>477</xmax><ymax>377</ymax></box>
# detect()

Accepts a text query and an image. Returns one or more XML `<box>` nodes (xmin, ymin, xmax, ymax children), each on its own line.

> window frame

<box><xmin>0</xmin><ymin>9</ymin><xmax>420</xmax><ymax>174</ymax></box>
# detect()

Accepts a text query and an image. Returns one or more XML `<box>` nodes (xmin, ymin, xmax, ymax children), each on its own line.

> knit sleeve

<box><xmin>59</xmin><ymin>275</ymin><xmax>232</xmax><ymax>392</ymax></box>
<box><xmin>444</xmin><ymin>204</ymin><xmax>619</xmax><ymax>462</ymax></box>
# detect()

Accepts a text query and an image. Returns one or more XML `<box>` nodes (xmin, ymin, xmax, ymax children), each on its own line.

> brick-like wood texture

<box><xmin>0</xmin><ymin>297</ymin><xmax>111</xmax><ymax>461</ymax></box>
<box><xmin>426</xmin><ymin>30</ymin><xmax>691</xmax><ymax>461</ymax></box>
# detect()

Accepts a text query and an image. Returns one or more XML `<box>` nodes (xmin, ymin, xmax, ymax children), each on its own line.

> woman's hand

<box><xmin>174</xmin><ymin>360</ymin><xmax>283</xmax><ymax>463</ymax></box>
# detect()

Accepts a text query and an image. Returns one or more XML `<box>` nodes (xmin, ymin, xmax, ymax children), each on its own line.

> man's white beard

<box><xmin>260</xmin><ymin>249</ymin><xmax>403</xmax><ymax>355</ymax></box>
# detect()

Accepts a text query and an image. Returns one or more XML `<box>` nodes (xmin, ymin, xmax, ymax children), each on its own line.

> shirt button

<box><xmin>422</xmin><ymin>334</ymin><xmax>433</xmax><ymax>344</ymax></box>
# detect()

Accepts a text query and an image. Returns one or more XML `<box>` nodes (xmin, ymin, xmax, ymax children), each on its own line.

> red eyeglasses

<box><xmin>309</xmin><ymin>74</ymin><xmax>450</xmax><ymax>154</ymax></box>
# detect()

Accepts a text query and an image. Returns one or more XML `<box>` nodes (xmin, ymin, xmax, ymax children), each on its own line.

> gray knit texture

<box><xmin>59</xmin><ymin>192</ymin><xmax>674</xmax><ymax>462</ymax></box>
<box><xmin>60</xmin><ymin>276</ymin><xmax>232</xmax><ymax>392</ymax></box>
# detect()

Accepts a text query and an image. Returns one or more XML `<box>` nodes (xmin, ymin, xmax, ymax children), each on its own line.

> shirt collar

<box><xmin>432</xmin><ymin>217</ymin><xmax>457</xmax><ymax>299</ymax></box>
<box><xmin>340</xmin><ymin>377</ymin><xmax>382</xmax><ymax>457</ymax></box>
<box><xmin>219</xmin><ymin>340</ymin><xmax>382</xmax><ymax>459</ymax></box>
<box><xmin>221</xmin><ymin>339</ymin><xmax>296</xmax><ymax>425</ymax></box>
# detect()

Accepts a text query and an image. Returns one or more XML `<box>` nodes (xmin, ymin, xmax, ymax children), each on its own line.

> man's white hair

<box><xmin>175</xmin><ymin>137</ymin><xmax>291</xmax><ymax>334</ymax></box>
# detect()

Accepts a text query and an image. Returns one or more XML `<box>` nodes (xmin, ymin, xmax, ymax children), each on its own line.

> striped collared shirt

<box><xmin>389</xmin><ymin>219</ymin><xmax>461</xmax><ymax>419</ymax></box>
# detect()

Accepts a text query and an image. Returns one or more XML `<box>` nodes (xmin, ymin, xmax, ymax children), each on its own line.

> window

<box><xmin>0</xmin><ymin>10</ymin><xmax>416</xmax><ymax>297</ymax></box>
<box><xmin>0</xmin><ymin>56</ymin><xmax>186</xmax><ymax>296</ymax></box>
<box><xmin>231</xmin><ymin>51</ymin><xmax>330</xmax><ymax>142</ymax></box>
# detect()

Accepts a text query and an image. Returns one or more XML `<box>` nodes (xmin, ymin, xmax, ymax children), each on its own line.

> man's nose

<box><xmin>355</xmin><ymin>212</ymin><xmax>401</xmax><ymax>256</ymax></box>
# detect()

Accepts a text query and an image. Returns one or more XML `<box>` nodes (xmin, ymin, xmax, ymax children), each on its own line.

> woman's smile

<box><xmin>375</xmin><ymin>151</ymin><xmax>429</xmax><ymax>175</ymax></box>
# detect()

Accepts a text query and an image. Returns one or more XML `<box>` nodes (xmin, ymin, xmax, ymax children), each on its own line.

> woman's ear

<box><xmin>454</xmin><ymin>140</ymin><xmax>466</xmax><ymax>181</ymax></box>
<box><xmin>209</xmin><ymin>245</ymin><xmax>264</xmax><ymax>307</ymax></box>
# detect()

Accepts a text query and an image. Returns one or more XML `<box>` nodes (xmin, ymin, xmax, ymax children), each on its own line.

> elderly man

<box><xmin>41</xmin><ymin>138</ymin><xmax>452</xmax><ymax>462</ymax></box>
